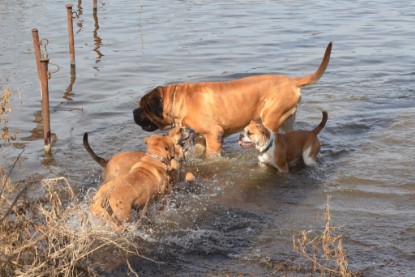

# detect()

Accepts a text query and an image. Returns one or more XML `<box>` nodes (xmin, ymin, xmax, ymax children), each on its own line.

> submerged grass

<box><xmin>291</xmin><ymin>195</ymin><xmax>356</xmax><ymax>277</ymax></box>
<box><xmin>235</xmin><ymin>196</ymin><xmax>357</xmax><ymax>276</ymax></box>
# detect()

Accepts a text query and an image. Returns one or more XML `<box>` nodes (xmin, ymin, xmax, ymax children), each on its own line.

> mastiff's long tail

<box><xmin>294</xmin><ymin>42</ymin><xmax>332</xmax><ymax>88</ymax></box>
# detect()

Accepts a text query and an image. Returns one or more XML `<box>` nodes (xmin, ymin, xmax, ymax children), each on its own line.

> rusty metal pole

<box><xmin>39</xmin><ymin>56</ymin><xmax>52</xmax><ymax>156</ymax></box>
<box><xmin>66</xmin><ymin>4</ymin><xmax>76</xmax><ymax>67</ymax></box>
<box><xmin>32</xmin><ymin>28</ymin><xmax>41</xmax><ymax>80</ymax></box>
<box><xmin>33</xmin><ymin>29</ymin><xmax>52</xmax><ymax>156</ymax></box>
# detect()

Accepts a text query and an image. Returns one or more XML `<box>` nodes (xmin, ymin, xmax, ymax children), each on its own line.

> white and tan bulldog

<box><xmin>133</xmin><ymin>42</ymin><xmax>332</xmax><ymax>158</ymax></box>
<box><xmin>238</xmin><ymin>110</ymin><xmax>328</xmax><ymax>173</ymax></box>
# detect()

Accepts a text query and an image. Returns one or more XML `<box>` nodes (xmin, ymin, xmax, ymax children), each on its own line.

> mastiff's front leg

<box><xmin>202</xmin><ymin>125</ymin><xmax>224</xmax><ymax>158</ymax></box>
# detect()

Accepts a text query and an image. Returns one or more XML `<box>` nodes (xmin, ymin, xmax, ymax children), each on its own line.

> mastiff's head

<box><xmin>133</xmin><ymin>86</ymin><xmax>175</xmax><ymax>132</ymax></box>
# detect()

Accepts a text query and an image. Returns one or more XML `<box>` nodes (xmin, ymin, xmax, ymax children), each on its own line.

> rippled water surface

<box><xmin>1</xmin><ymin>0</ymin><xmax>414</xmax><ymax>276</ymax></box>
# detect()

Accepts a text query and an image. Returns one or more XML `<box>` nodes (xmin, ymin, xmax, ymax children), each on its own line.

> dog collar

<box><xmin>145</xmin><ymin>152</ymin><xmax>170</xmax><ymax>165</ymax></box>
<box><xmin>174</xmin><ymin>156</ymin><xmax>184</xmax><ymax>164</ymax></box>
<box><xmin>261</xmin><ymin>138</ymin><xmax>273</xmax><ymax>153</ymax></box>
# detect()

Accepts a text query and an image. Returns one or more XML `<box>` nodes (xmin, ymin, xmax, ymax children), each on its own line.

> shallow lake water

<box><xmin>1</xmin><ymin>0</ymin><xmax>414</xmax><ymax>276</ymax></box>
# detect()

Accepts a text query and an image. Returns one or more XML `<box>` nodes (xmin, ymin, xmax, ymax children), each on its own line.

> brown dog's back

<box><xmin>83</xmin><ymin>132</ymin><xmax>145</xmax><ymax>181</ymax></box>
<box><xmin>283</xmin><ymin>110</ymin><xmax>327</xmax><ymax>162</ymax></box>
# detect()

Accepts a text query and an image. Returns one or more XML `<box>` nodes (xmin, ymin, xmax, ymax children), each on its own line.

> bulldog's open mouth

<box><xmin>237</xmin><ymin>135</ymin><xmax>255</xmax><ymax>148</ymax></box>
<box><xmin>238</xmin><ymin>140</ymin><xmax>255</xmax><ymax>148</ymax></box>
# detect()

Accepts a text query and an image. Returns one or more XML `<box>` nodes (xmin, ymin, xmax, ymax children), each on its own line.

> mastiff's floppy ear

<box><xmin>140</xmin><ymin>86</ymin><xmax>164</xmax><ymax>125</ymax></box>
<box><xmin>133</xmin><ymin>86</ymin><xmax>165</xmax><ymax>132</ymax></box>
<box><xmin>148</xmin><ymin>95</ymin><xmax>163</xmax><ymax>119</ymax></box>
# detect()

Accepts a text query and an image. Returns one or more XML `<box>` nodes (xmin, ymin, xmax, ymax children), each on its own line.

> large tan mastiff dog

<box><xmin>133</xmin><ymin>42</ymin><xmax>332</xmax><ymax>158</ymax></box>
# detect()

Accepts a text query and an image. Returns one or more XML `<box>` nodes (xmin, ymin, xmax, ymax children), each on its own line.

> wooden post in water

<box><xmin>93</xmin><ymin>0</ymin><xmax>97</xmax><ymax>12</ymax></box>
<box><xmin>31</xmin><ymin>29</ymin><xmax>41</xmax><ymax>80</ymax></box>
<box><xmin>39</xmin><ymin>55</ymin><xmax>52</xmax><ymax>156</ymax></box>
<box><xmin>32</xmin><ymin>29</ymin><xmax>52</xmax><ymax>156</ymax></box>
<box><xmin>66</xmin><ymin>4</ymin><xmax>76</xmax><ymax>67</ymax></box>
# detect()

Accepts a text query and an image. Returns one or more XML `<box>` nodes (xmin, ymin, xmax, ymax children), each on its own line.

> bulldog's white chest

<box><xmin>258</xmin><ymin>144</ymin><xmax>277</xmax><ymax>168</ymax></box>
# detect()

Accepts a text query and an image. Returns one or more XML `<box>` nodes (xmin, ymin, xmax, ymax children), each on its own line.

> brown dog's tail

<box><xmin>294</xmin><ymin>42</ymin><xmax>332</xmax><ymax>88</ymax></box>
<box><xmin>83</xmin><ymin>132</ymin><xmax>107</xmax><ymax>168</ymax></box>
<box><xmin>312</xmin><ymin>111</ymin><xmax>328</xmax><ymax>135</ymax></box>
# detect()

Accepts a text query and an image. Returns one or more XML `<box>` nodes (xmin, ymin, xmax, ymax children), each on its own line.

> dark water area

<box><xmin>1</xmin><ymin>0</ymin><xmax>414</xmax><ymax>276</ymax></box>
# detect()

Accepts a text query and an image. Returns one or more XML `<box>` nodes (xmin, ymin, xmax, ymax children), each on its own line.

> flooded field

<box><xmin>1</xmin><ymin>0</ymin><xmax>414</xmax><ymax>276</ymax></box>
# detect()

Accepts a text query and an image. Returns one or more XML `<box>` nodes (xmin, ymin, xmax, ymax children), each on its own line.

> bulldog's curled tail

<box><xmin>295</xmin><ymin>42</ymin><xmax>332</xmax><ymax>88</ymax></box>
<box><xmin>312</xmin><ymin>111</ymin><xmax>328</xmax><ymax>135</ymax></box>
<box><xmin>83</xmin><ymin>132</ymin><xmax>108</xmax><ymax>168</ymax></box>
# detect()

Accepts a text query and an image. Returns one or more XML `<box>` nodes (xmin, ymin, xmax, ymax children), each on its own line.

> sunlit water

<box><xmin>1</xmin><ymin>0</ymin><xmax>414</xmax><ymax>276</ymax></box>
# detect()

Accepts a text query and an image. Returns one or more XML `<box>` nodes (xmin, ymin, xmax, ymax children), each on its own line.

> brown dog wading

<box><xmin>238</xmin><ymin>111</ymin><xmax>328</xmax><ymax>173</ymax></box>
<box><xmin>89</xmin><ymin>134</ymin><xmax>181</xmax><ymax>231</ymax></box>
<box><xmin>133</xmin><ymin>42</ymin><xmax>332</xmax><ymax>158</ymax></box>
<box><xmin>83</xmin><ymin>127</ymin><xmax>195</xmax><ymax>182</ymax></box>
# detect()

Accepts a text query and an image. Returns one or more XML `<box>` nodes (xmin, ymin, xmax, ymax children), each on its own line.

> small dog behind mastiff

<box><xmin>89</xmin><ymin>134</ymin><xmax>187</xmax><ymax>231</ymax></box>
<box><xmin>83</xmin><ymin>127</ymin><xmax>195</xmax><ymax>182</ymax></box>
<box><xmin>238</xmin><ymin>110</ymin><xmax>328</xmax><ymax>173</ymax></box>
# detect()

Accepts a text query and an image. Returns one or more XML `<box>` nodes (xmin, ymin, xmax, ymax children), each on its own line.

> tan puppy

<box><xmin>238</xmin><ymin>111</ymin><xmax>328</xmax><ymax>173</ymax></box>
<box><xmin>83</xmin><ymin>127</ymin><xmax>195</xmax><ymax>181</ymax></box>
<box><xmin>133</xmin><ymin>42</ymin><xmax>332</xmax><ymax>158</ymax></box>
<box><xmin>89</xmin><ymin>134</ymin><xmax>179</xmax><ymax>231</ymax></box>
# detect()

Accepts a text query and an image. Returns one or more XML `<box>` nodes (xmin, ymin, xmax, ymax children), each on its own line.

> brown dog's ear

<box><xmin>144</xmin><ymin>136</ymin><xmax>151</xmax><ymax>145</ymax></box>
<box><xmin>161</xmin><ymin>137</ymin><xmax>175</xmax><ymax>160</ymax></box>
<box><xmin>256</xmin><ymin>122</ymin><xmax>267</xmax><ymax>134</ymax></box>
<box><xmin>169</xmin><ymin>139</ymin><xmax>175</xmax><ymax>159</ymax></box>
<box><xmin>251</xmin><ymin>118</ymin><xmax>262</xmax><ymax>124</ymax></box>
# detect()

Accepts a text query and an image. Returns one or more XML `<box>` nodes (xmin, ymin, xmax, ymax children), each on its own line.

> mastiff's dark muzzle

<box><xmin>133</xmin><ymin>107</ymin><xmax>158</xmax><ymax>132</ymax></box>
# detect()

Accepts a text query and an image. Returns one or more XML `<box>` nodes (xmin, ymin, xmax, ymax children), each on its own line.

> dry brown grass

<box><xmin>0</xmin><ymin>175</ymin><xmax>147</xmax><ymax>276</ymax></box>
<box><xmin>0</xmin><ymin>85</ymin><xmax>146</xmax><ymax>275</ymax></box>
<box><xmin>1</xmin><ymin>87</ymin><xmax>19</xmax><ymax>143</ymax></box>
<box><xmin>291</xmin><ymin>195</ymin><xmax>356</xmax><ymax>277</ymax></box>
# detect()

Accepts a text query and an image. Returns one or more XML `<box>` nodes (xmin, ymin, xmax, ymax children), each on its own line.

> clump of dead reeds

<box><xmin>1</xmin><ymin>87</ymin><xmax>18</xmax><ymax>143</ymax></box>
<box><xmin>0</xmin><ymin>84</ymin><xmax>143</xmax><ymax>275</ymax></box>
<box><xmin>291</xmin><ymin>195</ymin><xmax>355</xmax><ymax>277</ymax></box>
<box><xmin>0</xmin><ymin>175</ymin><xmax>144</xmax><ymax>276</ymax></box>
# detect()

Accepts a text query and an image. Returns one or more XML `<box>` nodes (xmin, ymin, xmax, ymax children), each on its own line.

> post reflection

<box><xmin>63</xmin><ymin>66</ymin><xmax>76</xmax><ymax>101</ymax></box>
<box><xmin>93</xmin><ymin>6</ymin><xmax>103</xmax><ymax>67</ymax></box>
<box><xmin>76</xmin><ymin>0</ymin><xmax>83</xmax><ymax>33</ymax></box>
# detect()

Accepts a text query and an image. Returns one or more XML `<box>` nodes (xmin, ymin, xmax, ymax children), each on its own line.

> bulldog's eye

<box><xmin>247</xmin><ymin>131</ymin><xmax>252</xmax><ymax>136</ymax></box>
